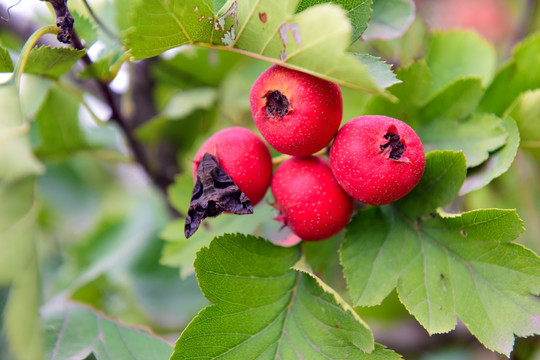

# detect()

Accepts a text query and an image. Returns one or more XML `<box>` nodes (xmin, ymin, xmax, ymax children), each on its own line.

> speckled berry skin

<box><xmin>192</xmin><ymin>127</ymin><xmax>273</xmax><ymax>205</ymax></box>
<box><xmin>250</xmin><ymin>65</ymin><xmax>343</xmax><ymax>156</ymax></box>
<box><xmin>330</xmin><ymin>116</ymin><xmax>425</xmax><ymax>206</ymax></box>
<box><xmin>271</xmin><ymin>156</ymin><xmax>354</xmax><ymax>241</ymax></box>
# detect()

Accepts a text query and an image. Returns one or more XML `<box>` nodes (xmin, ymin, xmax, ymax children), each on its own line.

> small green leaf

<box><xmin>395</xmin><ymin>151</ymin><xmax>466</xmax><ymax>218</ymax></box>
<box><xmin>172</xmin><ymin>234</ymin><xmax>401</xmax><ymax>359</ymax></box>
<box><xmin>25</xmin><ymin>46</ymin><xmax>85</xmax><ymax>79</ymax></box>
<box><xmin>357</xmin><ymin>54</ymin><xmax>399</xmax><ymax>89</ymax></box>
<box><xmin>480</xmin><ymin>32</ymin><xmax>540</xmax><ymax>116</ymax></box>
<box><xmin>426</xmin><ymin>31</ymin><xmax>496</xmax><ymax>94</ymax></box>
<box><xmin>0</xmin><ymin>46</ymin><xmax>13</xmax><ymax>72</ymax></box>
<box><xmin>72</xmin><ymin>11</ymin><xmax>98</xmax><ymax>47</ymax></box>
<box><xmin>77</xmin><ymin>50</ymin><xmax>122</xmax><ymax>81</ymax></box>
<box><xmin>460</xmin><ymin>117</ymin><xmax>520</xmax><ymax>195</ymax></box>
<box><xmin>125</xmin><ymin>0</ymin><xmax>399</xmax><ymax>95</ymax></box>
<box><xmin>390</xmin><ymin>59</ymin><xmax>432</xmax><ymax>107</ymax></box>
<box><xmin>296</xmin><ymin>0</ymin><xmax>372</xmax><ymax>43</ymax></box>
<box><xmin>505</xmin><ymin>89</ymin><xmax>540</xmax><ymax>152</ymax></box>
<box><xmin>34</xmin><ymin>86</ymin><xmax>90</xmax><ymax>157</ymax></box>
<box><xmin>420</xmin><ymin>113</ymin><xmax>508</xmax><ymax>167</ymax></box>
<box><xmin>342</xmin><ymin>201</ymin><xmax>539</xmax><ymax>357</ymax></box>
<box><xmin>362</xmin><ymin>0</ymin><xmax>415</xmax><ymax>41</ymax></box>
<box><xmin>419</xmin><ymin>77</ymin><xmax>484</xmax><ymax>123</ymax></box>
<box><xmin>43</xmin><ymin>302</ymin><xmax>173</xmax><ymax>360</ymax></box>
<box><xmin>363</xmin><ymin>59</ymin><xmax>431</xmax><ymax>125</ymax></box>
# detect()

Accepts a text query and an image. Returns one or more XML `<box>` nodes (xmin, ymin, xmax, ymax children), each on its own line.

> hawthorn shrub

<box><xmin>0</xmin><ymin>1</ymin><xmax>539</xmax><ymax>360</ymax></box>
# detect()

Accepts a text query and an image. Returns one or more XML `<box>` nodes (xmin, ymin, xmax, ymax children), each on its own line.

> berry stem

<box><xmin>12</xmin><ymin>25</ymin><xmax>59</xmax><ymax>86</ymax></box>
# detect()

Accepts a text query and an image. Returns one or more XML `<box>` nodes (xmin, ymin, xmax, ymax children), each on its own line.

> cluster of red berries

<box><xmin>192</xmin><ymin>65</ymin><xmax>426</xmax><ymax>242</ymax></box>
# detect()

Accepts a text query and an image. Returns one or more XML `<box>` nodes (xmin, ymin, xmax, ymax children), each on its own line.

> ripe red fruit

<box><xmin>271</xmin><ymin>156</ymin><xmax>354</xmax><ymax>241</ymax></box>
<box><xmin>330</xmin><ymin>116</ymin><xmax>425</xmax><ymax>206</ymax></box>
<box><xmin>192</xmin><ymin>127</ymin><xmax>273</xmax><ymax>205</ymax></box>
<box><xmin>250</xmin><ymin>65</ymin><xmax>343</xmax><ymax>156</ymax></box>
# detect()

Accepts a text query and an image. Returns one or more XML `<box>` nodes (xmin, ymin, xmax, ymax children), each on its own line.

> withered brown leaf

<box><xmin>184</xmin><ymin>152</ymin><xmax>253</xmax><ymax>238</ymax></box>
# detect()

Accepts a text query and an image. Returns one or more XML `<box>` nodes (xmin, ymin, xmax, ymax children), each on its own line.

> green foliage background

<box><xmin>0</xmin><ymin>0</ymin><xmax>539</xmax><ymax>359</ymax></box>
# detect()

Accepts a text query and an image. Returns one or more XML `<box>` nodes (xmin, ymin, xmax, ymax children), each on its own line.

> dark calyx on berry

<box><xmin>264</xmin><ymin>90</ymin><xmax>290</xmax><ymax>119</ymax></box>
<box><xmin>380</xmin><ymin>132</ymin><xmax>405</xmax><ymax>160</ymax></box>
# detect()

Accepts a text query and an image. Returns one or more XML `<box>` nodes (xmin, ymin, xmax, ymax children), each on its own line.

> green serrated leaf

<box><xmin>43</xmin><ymin>302</ymin><xmax>173</xmax><ymax>359</ymax></box>
<box><xmin>480</xmin><ymin>32</ymin><xmax>540</xmax><ymax>116</ymax></box>
<box><xmin>72</xmin><ymin>11</ymin><xmax>99</xmax><ymax>47</ymax></box>
<box><xmin>125</xmin><ymin>0</ymin><xmax>399</xmax><ymax>95</ymax></box>
<box><xmin>362</xmin><ymin>0</ymin><xmax>415</xmax><ymax>41</ymax></box>
<box><xmin>395</xmin><ymin>151</ymin><xmax>466</xmax><ymax>218</ymax></box>
<box><xmin>77</xmin><ymin>52</ymin><xmax>117</xmax><ymax>81</ymax></box>
<box><xmin>24</xmin><ymin>46</ymin><xmax>85</xmax><ymax>79</ymax></box>
<box><xmin>342</xmin><ymin>204</ymin><xmax>539</xmax><ymax>356</ymax></box>
<box><xmin>419</xmin><ymin>77</ymin><xmax>484</xmax><ymax>124</ymax></box>
<box><xmin>426</xmin><ymin>31</ymin><xmax>496</xmax><ymax>94</ymax></box>
<box><xmin>460</xmin><ymin>117</ymin><xmax>520</xmax><ymax>195</ymax></box>
<box><xmin>0</xmin><ymin>46</ymin><xmax>13</xmax><ymax>72</ymax></box>
<box><xmin>34</xmin><ymin>86</ymin><xmax>90</xmax><ymax>157</ymax></box>
<box><xmin>363</xmin><ymin>59</ymin><xmax>431</xmax><ymax>126</ymax></box>
<box><xmin>172</xmin><ymin>234</ymin><xmax>401</xmax><ymax>359</ymax></box>
<box><xmin>420</xmin><ymin>113</ymin><xmax>508</xmax><ymax>167</ymax></box>
<box><xmin>356</xmin><ymin>54</ymin><xmax>398</xmax><ymax>89</ymax></box>
<box><xmin>390</xmin><ymin>59</ymin><xmax>432</xmax><ymax>108</ymax></box>
<box><xmin>296</xmin><ymin>0</ymin><xmax>372</xmax><ymax>43</ymax></box>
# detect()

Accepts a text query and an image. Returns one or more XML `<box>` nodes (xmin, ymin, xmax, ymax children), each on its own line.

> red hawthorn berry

<box><xmin>271</xmin><ymin>156</ymin><xmax>354</xmax><ymax>241</ymax></box>
<box><xmin>250</xmin><ymin>65</ymin><xmax>343</xmax><ymax>156</ymax></box>
<box><xmin>192</xmin><ymin>127</ymin><xmax>273</xmax><ymax>205</ymax></box>
<box><xmin>330</xmin><ymin>115</ymin><xmax>425</xmax><ymax>206</ymax></box>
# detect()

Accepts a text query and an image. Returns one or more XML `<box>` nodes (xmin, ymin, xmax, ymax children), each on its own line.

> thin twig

<box><xmin>81</xmin><ymin>0</ymin><xmax>118</xmax><ymax>41</ymax></box>
<box><xmin>71</xmin><ymin>31</ymin><xmax>181</xmax><ymax>216</ymax></box>
<box><xmin>0</xmin><ymin>0</ymin><xmax>22</xmax><ymax>22</ymax></box>
<box><xmin>71</xmin><ymin>34</ymin><xmax>162</xmax><ymax>185</ymax></box>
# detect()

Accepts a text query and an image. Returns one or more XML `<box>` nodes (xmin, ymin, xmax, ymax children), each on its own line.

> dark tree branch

<box><xmin>46</xmin><ymin>0</ymin><xmax>74</xmax><ymax>43</ymax></box>
<box><xmin>70</xmin><ymin>33</ymin><xmax>177</xmax><ymax>200</ymax></box>
<box><xmin>131</xmin><ymin>60</ymin><xmax>181</xmax><ymax>191</ymax></box>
